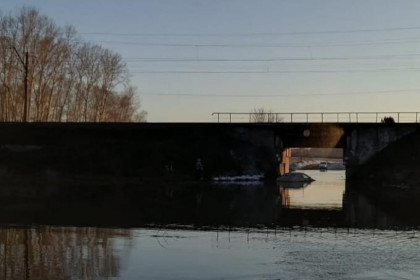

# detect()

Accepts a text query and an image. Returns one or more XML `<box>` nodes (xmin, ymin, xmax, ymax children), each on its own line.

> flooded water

<box><xmin>2</xmin><ymin>226</ymin><xmax>420</xmax><ymax>280</ymax></box>
<box><xmin>1</xmin><ymin>170</ymin><xmax>420</xmax><ymax>279</ymax></box>
<box><xmin>280</xmin><ymin>170</ymin><xmax>345</xmax><ymax>209</ymax></box>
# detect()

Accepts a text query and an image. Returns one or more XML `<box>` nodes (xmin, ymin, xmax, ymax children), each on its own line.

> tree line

<box><xmin>0</xmin><ymin>7</ymin><xmax>146</xmax><ymax>122</ymax></box>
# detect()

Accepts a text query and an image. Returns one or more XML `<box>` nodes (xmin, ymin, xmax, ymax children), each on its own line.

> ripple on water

<box><xmin>120</xmin><ymin>227</ymin><xmax>420</xmax><ymax>280</ymax></box>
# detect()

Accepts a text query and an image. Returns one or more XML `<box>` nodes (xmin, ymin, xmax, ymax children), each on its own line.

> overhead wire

<box><xmin>92</xmin><ymin>37</ymin><xmax>420</xmax><ymax>48</ymax></box>
<box><xmin>123</xmin><ymin>54</ymin><xmax>420</xmax><ymax>62</ymax></box>
<box><xmin>129</xmin><ymin>68</ymin><xmax>420</xmax><ymax>74</ymax></box>
<box><xmin>137</xmin><ymin>89</ymin><xmax>420</xmax><ymax>98</ymax></box>
<box><xmin>81</xmin><ymin>26</ymin><xmax>420</xmax><ymax>37</ymax></box>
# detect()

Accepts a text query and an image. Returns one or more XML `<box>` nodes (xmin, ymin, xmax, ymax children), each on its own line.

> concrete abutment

<box><xmin>0</xmin><ymin>123</ymin><xmax>416</xmax><ymax>182</ymax></box>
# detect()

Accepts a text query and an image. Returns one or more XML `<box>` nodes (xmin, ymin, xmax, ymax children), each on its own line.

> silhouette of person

<box><xmin>195</xmin><ymin>158</ymin><xmax>204</xmax><ymax>179</ymax></box>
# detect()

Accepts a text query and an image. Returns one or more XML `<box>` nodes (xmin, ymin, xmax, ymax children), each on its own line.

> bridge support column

<box><xmin>279</xmin><ymin>148</ymin><xmax>292</xmax><ymax>175</ymax></box>
<box><xmin>344</xmin><ymin>125</ymin><xmax>415</xmax><ymax>179</ymax></box>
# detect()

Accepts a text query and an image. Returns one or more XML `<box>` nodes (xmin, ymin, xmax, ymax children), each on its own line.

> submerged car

<box><xmin>278</xmin><ymin>181</ymin><xmax>311</xmax><ymax>189</ymax></box>
<box><xmin>277</xmin><ymin>172</ymin><xmax>315</xmax><ymax>182</ymax></box>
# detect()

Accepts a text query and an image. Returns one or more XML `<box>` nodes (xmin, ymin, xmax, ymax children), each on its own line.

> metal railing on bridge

<box><xmin>211</xmin><ymin>112</ymin><xmax>420</xmax><ymax>123</ymax></box>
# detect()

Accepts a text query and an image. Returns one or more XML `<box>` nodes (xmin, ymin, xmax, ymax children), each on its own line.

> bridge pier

<box><xmin>344</xmin><ymin>125</ymin><xmax>416</xmax><ymax>179</ymax></box>
<box><xmin>0</xmin><ymin>122</ymin><xmax>416</xmax><ymax>183</ymax></box>
<box><xmin>279</xmin><ymin>148</ymin><xmax>292</xmax><ymax>175</ymax></box>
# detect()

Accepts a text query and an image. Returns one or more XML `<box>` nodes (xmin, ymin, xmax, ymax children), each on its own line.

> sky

<box><xmin>3</xmin><ymin>0</ymin><xmax>420</xmax><ymax>122</ymax></box>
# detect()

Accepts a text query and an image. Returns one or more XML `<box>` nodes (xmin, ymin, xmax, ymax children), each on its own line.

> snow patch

<box><xmin>212</xmin><ymin>174</ymin><xmax>264</xmax><ymax>182</ymax></box>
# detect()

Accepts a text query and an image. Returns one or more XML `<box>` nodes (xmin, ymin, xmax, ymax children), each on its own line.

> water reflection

<box><xmin>280</xmin><ymin>170</ymin><xmax>345</xmax><ymax>210</ymax></box>
<box><xmin>0</xmin><ymin>170</ymin><xmax>418</xmax><ymax>229</ymax></box>
<box><xmin>343</xmin><ymin>189</ymin><xmax>397</xmax><ymax>228</ymax></box>
<box><xmin>2</xmin><ymin>227</ymin><xmax>420</xmax><ymax>280</ymax></box>
<box><xmin>0</xmin><ymin>227</ymin><xmax>132</xmax><ymax>280</ymax></box>
<box><xmin>278</xmin><ymin>181</ymin><xmax>310</xmax><ymax>189</ymax></box>
<box><xmin>119</xmin><ymin>228</ymin><xmax>420</xmax><ymax>280</ymax></box>
<box><xmin>1</xmin><ymin>172</ymin><xmax>420</xmax><ymax>279</ymax></box>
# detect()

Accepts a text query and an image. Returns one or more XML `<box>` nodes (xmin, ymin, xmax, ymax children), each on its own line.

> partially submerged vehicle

<box><xmin>277</xmin><ymin>172</ymin><xmax>315</xmax><ymax>182</ymax></box>
<box><xmin>278</xmin><ymin>181</ymin><xmax>311</xmax><ymax>189</ymax></box>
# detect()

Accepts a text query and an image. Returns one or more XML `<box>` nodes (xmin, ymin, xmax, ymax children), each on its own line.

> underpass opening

<box><xmin>279</xmin><ymin>148</ymin><xmax>345</xmax><ymax>210</ymax></box>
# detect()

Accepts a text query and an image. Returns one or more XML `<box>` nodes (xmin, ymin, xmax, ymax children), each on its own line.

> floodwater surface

<box><xmin>1</xmin><ymin>170</ymin><xmax>420</xmax><ymax>279</ymax></box>
<box><xmin>2</xmin><ymin>226</ymin><xmax>420</xmax><ymax>280</ymax></box>
<box><xmin>281</xmin><ymin>170</ymin><xmax>345</xmax><ymax>209</ymax></box>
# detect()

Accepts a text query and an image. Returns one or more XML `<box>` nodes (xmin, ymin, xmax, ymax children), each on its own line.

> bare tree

<box><xmin>250</xmin><ymin>107</ymin><xmax>276</xmax><ymax>123</ymax></box>
<box><xmin>0</xmin><ymin>7</ymin><xmax>146</xmax><ymax>122</ymax></box>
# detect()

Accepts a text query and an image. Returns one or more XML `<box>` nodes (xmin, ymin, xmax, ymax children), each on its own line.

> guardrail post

<box><xmin>212</xmin><ymin>111</ymin><xmax>420</xmax><ymax>124</ymax></box>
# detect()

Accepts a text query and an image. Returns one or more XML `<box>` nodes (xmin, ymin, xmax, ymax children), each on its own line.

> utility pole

<box><xmin>6</xmin><ymin>39</ymin><xmax>30</xmax><ymax>122</ymax></box>
<box><xmin>1</xmin><ymin>35</ymin><xmax>34</xmax><ymax>122</ymax></box>
<box><xmin>23</xmin><ymin>51</ymin><xmax>29</xmax><ymax>122</ymax></box>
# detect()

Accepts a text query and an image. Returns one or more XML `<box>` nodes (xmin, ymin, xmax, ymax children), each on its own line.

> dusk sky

<box><xmin>3</xmin><ymin>0</ymin><xmax>420</xmax><ymax>122</ymax></box>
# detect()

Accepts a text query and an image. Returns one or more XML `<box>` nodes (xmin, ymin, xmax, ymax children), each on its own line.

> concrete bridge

<box><xmin>0</xmin><ymin>119</ymin><xmax>417</xmax><ymax>180</ymax></box>
<box><xmin>211</xmin><ymin>111</ymin><xmax>420</xmax><ymax>177</ymax></box>
<box><xmin>269</xmin><ymin>122</ymin><xmax>416</xmax><ymax>177</ymax></box>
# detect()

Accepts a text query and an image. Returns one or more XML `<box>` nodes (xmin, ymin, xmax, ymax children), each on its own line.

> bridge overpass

<box><xmin>211</xmin><ymin>111</ymin><xmax>419</xmax><ymax>177</ymax></box>
<box><xmin>0</xmin><ymin>118</ymin><xmax>417</xmax><ymax>180</ymax></box>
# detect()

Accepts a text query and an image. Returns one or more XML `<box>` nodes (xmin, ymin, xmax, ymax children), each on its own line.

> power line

<box><xmin>138</xmin><ymin>89</ymin><xmax>420</xmax><ymax>98</ymax></box>
<box><xmin>130</xmin><ymin>68</ymin><xmax>420</xmax><ymax>74</ymax></box>
<box><xmin>124</xmin><ymin>54</ymin><xmax>420</xmax><ymax>62</ymax></box>
<box><xmin>81</xmin><ymin>26</ymin><xmax>420</xmax><ymax>37</ymax></box>
<box><xmin>93</xmin><ymin>37</ymin><xmax>420</xmax><ymax>48</ymax></box>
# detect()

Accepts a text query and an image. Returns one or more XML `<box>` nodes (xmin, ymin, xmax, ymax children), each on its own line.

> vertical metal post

<box><xmin>398</xmin><ymin>113</ymin><xmax>400</xmax><ymax>123</ymax></box>
<box><xmin>337</xmin><ymin>113</ymin><xmax>339</xmax><ymax>123</ymax></box>
<box><xmin>217</xmin><ymin>113</ymin><xmax>220</xmax><ymax>123</ymax></box>
<box><xmin>8</xmin><ymin>43</ymin><xmax>29</xmax><ymax>122</ymax></box>
<box><xmin>275</xmin><ymin>114</ymin><xmax>278</xmax><ymax>123</ymax></box>
<box><xmin>356</xmin><ymin>113</ymin><xmax>359</xmax><ymax>123</ymax></box>
<box><xmin>349</xmin><ymin>113</ymin><xmax>351</xmax><ymax>123</ymax></box>
<box><xmin>321</xmin><ymin>113</ymin><xmax>324</xmax><ymax>123</ymax></box>
<box><xmin>229</xmin><ymin>113</ymin><xmax>232</xmax><ymax>123</ymax></box>
<box><xmin>23</xmin><ymin>51</ymin><xmax>28</xmax><ymax>122</ymax></box>
<box><xmin>416</xmin><ymin>112</ymin><xmax>418</xmax><ymax>123</ymax></box>
<box><xmin>249</xmin><ymin>113</ymin><xmax>251</xmax><ymax>123</ymax></box>
<box><xmin>306</xmin><ymin>113</ymin><xmax>308</xmax><ymax>123</ymax></box>
<box><xmin>376</xmin><ymin>113</ymin><xmax>378</xmax><ymax>123</ymax></box>
<box><xmin>291</xmin><ymin>113</ymin><xmax>293</xmax><ymax>123</ymax></box>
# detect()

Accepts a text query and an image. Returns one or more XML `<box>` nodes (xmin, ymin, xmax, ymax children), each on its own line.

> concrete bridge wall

<box><xmin>0</xmin><ymin>122</ymin><xmax>416</xmax><ymax>181</ymax></box>
<box><xmin>343</xmin><ymin>124</ymin><xmax>417</xmax><ymax>178</ymax></box>
<box><xmin>0</xmin><ymin>123</ymin><xmax>279</xmax><ymax>180</ymax></box>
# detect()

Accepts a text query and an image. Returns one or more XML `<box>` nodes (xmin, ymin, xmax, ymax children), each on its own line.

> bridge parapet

<box><xmin>212</xmin><ymin>112</ymin><xmax>420</xmax><ymax>124</ymax></box>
